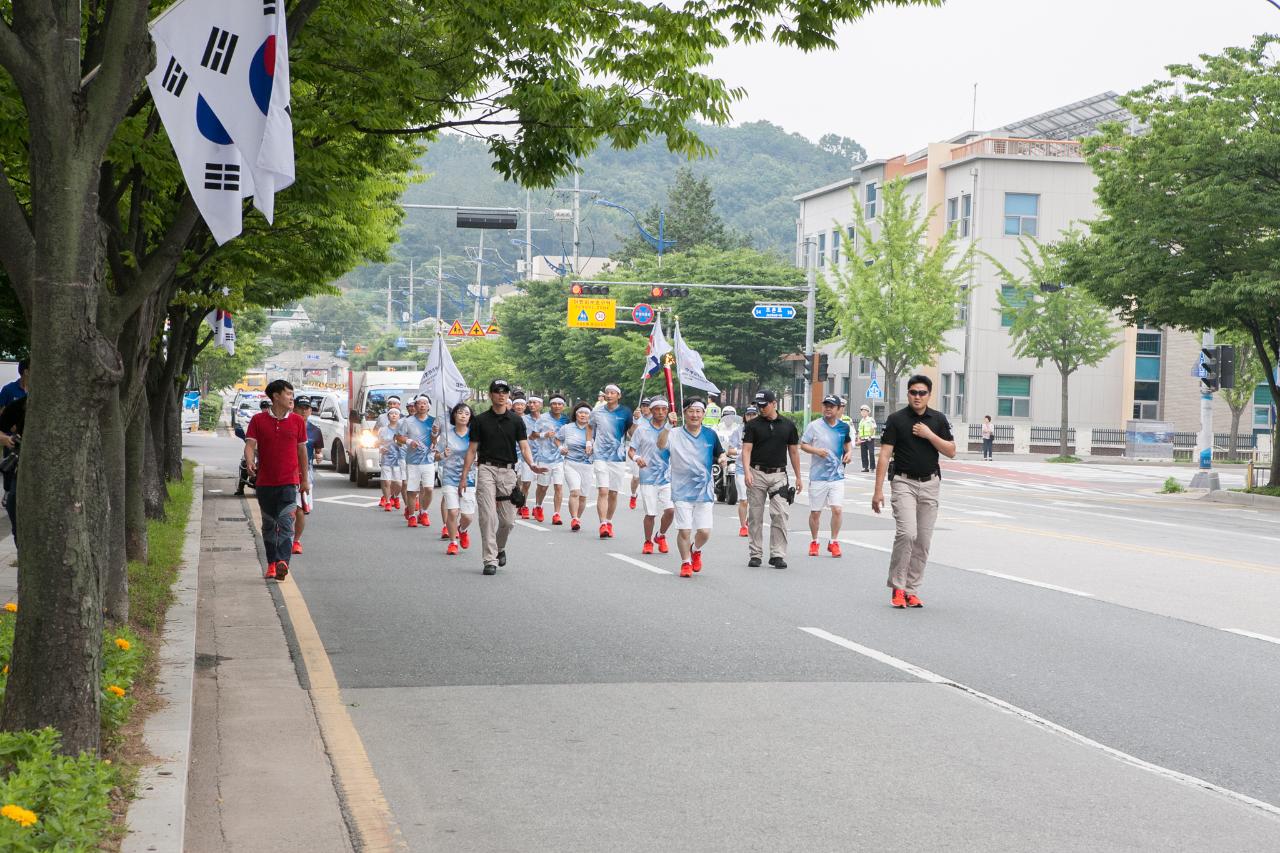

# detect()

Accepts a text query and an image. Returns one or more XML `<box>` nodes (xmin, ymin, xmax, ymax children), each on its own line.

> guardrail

<box><xmin>1091</xmin><ymin>428</ymin><xmax>1126</xmax><ymax>457</ymax></box>
<box><xmin>1172</xmin><ymin>432</ymin><xmax>1258</xmax><ymax>462</ymax></box>
<box><xmin>1029</xmin><ymin>426</ymin><xmax>1075</xmax><ymax>455</ymax></box>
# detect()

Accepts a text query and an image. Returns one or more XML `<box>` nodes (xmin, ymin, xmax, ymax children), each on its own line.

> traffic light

<box><xmin>1201</xmin><ymin>346</ymin><xmax>1220</xmax><ymax>391</ymax></box>
<box><xmin>570</xmin><ymin>283</ymin><xmax>609</xmax><ymax>296</ymax></box>
<box><xmin>649</xmin><ymin>286</ymin><xmax>690</xmax><ymax>298</ymax></box>
<box><xmin>802</xmin><ymin>355</ymin><xmax>814</xmax><ymax>383</ymax></box>
<box><xmin>817</xmin><ymin>354</ymin><xmax>829</xmax><ymax>381</ymax></box>
<box><xmin>1218</xmin><ymin>344</ymin><xmax>1236</xmax><ymax>390</ymax></box>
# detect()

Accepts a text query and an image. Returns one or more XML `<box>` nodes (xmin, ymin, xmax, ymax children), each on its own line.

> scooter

<box><xmin>713</xmin><ymin>456</ymin><xmax>738</xmax><ymax>505</ymax></box>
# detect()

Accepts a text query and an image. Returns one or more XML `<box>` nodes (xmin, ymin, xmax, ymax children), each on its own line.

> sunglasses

<box><xmin>907</xmin><ymin>389</ymin><xmax>930</xmax><ymax>397</ymax></box>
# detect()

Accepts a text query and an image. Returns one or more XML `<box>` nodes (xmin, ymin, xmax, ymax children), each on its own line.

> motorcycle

<box><xmin>712</xmin><ymin>455</ymin><xmax>738</xmax><ymax>505</ymax></box>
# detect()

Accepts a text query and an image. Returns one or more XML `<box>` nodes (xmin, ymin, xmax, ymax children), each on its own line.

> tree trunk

<box><xmin>1060</xmin><ymin>369</ymin><xmax>1070</xmax><ymax>458</ymax></box>
<box><xmin>884</xmin><ymin>367</ymin><xmax>899</xmax><ymax>412</ymax></box>
<box><xmin>100</xmin><ymin>389</ymin><xmax>129</xmax><ymax>624</ymax></box>
<box><xmin>125</xmin><ymin>397</ymin><xmax>149</xmax><ymax>565</ymax></box>
<box><xmin>145</xmin><ymin>387</ymin><xmax>170</xmax><ymax>519</ymax></box>
<box><xmin>1228</xmin><ymin>407</ymin><xmax>1244</xmax><ymax>464</ymax></box>
<box><xmin>143</xmin><ymin>408</ymin><xmax>166</xmax><ymax>522</ymax></box>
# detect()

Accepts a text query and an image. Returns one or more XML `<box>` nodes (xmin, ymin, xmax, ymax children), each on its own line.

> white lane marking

<box><xmin>317</xmin><ymin>494</ymin><xmax>382</xmax><ymax>507</ymax></box>
<box><xmin>953</xmin><ymin>509</ymin><xmax>1014</xmax><ymax>519</ymax></box>
<box><xmin>838</xmin><ymin>538</ymin><xmax>892</xmax><ymax>554</ymax></box>
<box><xmin>971</xmin><ymin>570</ymin><xmax>1093</xmax><ymax>597</ymax></box>
<box><xmin>208</xmin><ymin>488</ymin><xmax>223</xmax><ymax>493</ymax></box>
<box><xmin>607</xmin><ymin>552</ymin><xmax>671</xmax><ymax>575</ymax></box>
<box><xmin>962</xmin><ymin>493</ymin><xmax>1280</xmax><ymax>540</ymax></box>
<box><xmin>514</xmin><ymin>519</ymin><xmax>550</xmax><ymax>532</ymax></box>
<box><xmin>1224</xmin><ymin>629</ymin><xmax>1280</xmax><ymax>646</ymax></box>
<box><xmin>799</xmin><ymin>627</ymin><xmax>1280</xmax><ymax>819</ymax></box>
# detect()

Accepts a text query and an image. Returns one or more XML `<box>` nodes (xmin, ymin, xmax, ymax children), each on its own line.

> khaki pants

<box><xmin>476</xmin><ymin>464</ymin><xmax>517</xmax><ymax>567</ymax></box>
<box><xmin>747</xmin><ymin>468</ymin><xmax>790</xmax><ymax>559</ymax></box>
<box><xmin>887</xmin><ymin>475</ymin><xmax>940</xmax><ymax>594</ymax></box>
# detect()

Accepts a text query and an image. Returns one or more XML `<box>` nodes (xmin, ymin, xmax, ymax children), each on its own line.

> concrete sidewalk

<box><xmin>185</xmin><ymin>466</ymin><xmax>354</xmax><ymax>852</ymax></box>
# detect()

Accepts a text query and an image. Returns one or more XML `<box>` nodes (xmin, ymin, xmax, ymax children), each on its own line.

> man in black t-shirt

<box><xmin>741</xmin><ymin>389</ymin><xmax>802</xmax><ymax>569</ymax></box>
<box><xmin>459</xmin><ymin>379</ymin><xmax>545</xmax><ymax>575</ymax></box>
<box><xmin>871</xmin><ymin>374</ymin><xmax>956</xmax><ymax>608</ymax></box>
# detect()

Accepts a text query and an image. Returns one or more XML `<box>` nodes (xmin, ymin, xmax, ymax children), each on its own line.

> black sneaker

<box><xmin>747</xmin><ymin>556</ymin><xmax>762</xmax><ymax>568</ymax></box>
<box><xmin>483</xmin><ymin>564</ymin><xmax>497</xmax><ymax>576</ymax></box>
<box><xmin>768</xmin><ymin>557</ymin><xmax>788</xmax><ymax>569</ymax></box>
<box><xmin>497</xmin><ymin>550</ymin><xmax>507</xmax><ymax>567</ymax></box>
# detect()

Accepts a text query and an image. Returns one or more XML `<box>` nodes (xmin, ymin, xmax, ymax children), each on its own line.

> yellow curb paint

<box><xmin>247</xmin><ymin>499</ymin><xmax>407</xmax><ymax>852</ymax></box>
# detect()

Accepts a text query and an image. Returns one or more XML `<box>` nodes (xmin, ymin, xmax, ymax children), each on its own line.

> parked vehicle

<box><xmin>308</xmin><ymin>390</ymin><xmax>349</xmax><ymax>471</ymax></box>
<box><xmin>347</xmin><ymin>369</ymin><xmax>423</xmax><ymax>487</ymax></box>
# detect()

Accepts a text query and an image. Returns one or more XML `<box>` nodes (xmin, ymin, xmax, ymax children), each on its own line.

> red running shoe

<box><xmin>680</xmin><ymin>562</ymin><xmax>693</xmax><ymax>578</ymax></box>
<box><xmin>642</xmin><ymin>541</ymin><xmax>654</xmax><ymax>555</ymax></box>
<box><xmin>808</xmin><ymin>541</ymin><xmax>819</xmax><ymax>557</ymax></box>
<box><xmin>892</xmin><ymin>588</ymin><xmax>906</xmax><ymax>609</ymax></box>
<box><xmin>459</xmin><ymin>530</ymin><xmax>471</xmax><ymax>549</ymax></box>
<box><xmin>407</xmin><ymin>516</ymin><xmax>418</xmax><ymax>528</ymax></box>
<box><xmin>383</xmin><ymin>502</ymin><xmax>394</xmax><ymax>512</ymax></box>
<box><xmin>533</xmin><ymin>507</ymin><xmax>544</xmax><ymax>522</ymax></box>
<box><xmin>440</xmin><ymin>530</ymin><xmax>451</xmax><ymax>540</ymax></box>
<box><xmin>599</xmin><ymin>523</ymin><xmax>609</xmax><ymax>539</ymax></box>
<box><xmin>392</xmin><ymin>497</ymin><xmax>401</xmax><ymax>510</ymax></box>
<box><xmin>629</xmin><ymin>495</ymin><xmax>637</xmax><ymax>510</ymax></box>
<box><xmin>828</xmin><ymin>542</ymin><xmax>842</xmax><ymax>558</ymax></box>
<box><xmin>905</xmin><ymin>593</ymin><xmax>923</xmax><ymax>608</ymax></box>
<box><xmin>570</xmin><ymin>518</ymin><xmax>581</xmax><ymax>532</ymax></box>
<box><xmin>418</xmin><ymin>511</ymin><xmax>430</xmax><ymax>527</ymax></box>
<box><xmin>655</xmin><ymin>535</ymin><xmax>669</xmax><ymax>554</ymax></box>
<box><xmin>292</xmin><ymin>540</ymin><xmax>303</xmax><ymax>555</ymax></box>
<box><xmin>275</xmin><ymin>560</ymin><xmax>289</xmax><ymax>581</ymax></box>
<box><xmin>606</xmin><ymin>522</ymin><xmax>615</xmax><ymax>537</ymax></box>
<box><xmin>691</xmin><ymin>550</ymin><xmax>702</xmax><ymax>573</ymax></box>
<box><xmin>446</xmin><ymin>542</ymin><xmax>459</xmax><ymax>555</ymax></box>
<box><xmin>264</xmin><ymin>562</ymin><xmax>277</xmax><ymax>580</ymax></box>
<box><xmin>738</xmin><ymin>525</ymin><xmax>748</xmax><ymax>538</ymax></box>
<box><xmin>518</xmin><ymin>506</ymin><xmax>531</xmax><ymax>519</ymax></box>
<box><xmin>552</xmin><ymin>513</ymin><xmax>563</xmax><ymax>525</ymax></box>
<box><xmin>378</xmin><ymin>496</ymin><xmax>387</xmax><ymax>508</ymax></box>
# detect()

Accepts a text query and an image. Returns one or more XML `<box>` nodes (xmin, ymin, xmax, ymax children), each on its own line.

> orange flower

<box><xmin>114</xmin><ymin>637</ymin><xmax>131</xmax><ymax>651</ymax></box>
<box><xmin>106</xmin><ymin>685</ymin><xmax>126</xmax><ymax>698</ymax></box>
<box><xmin>1</xmin><ymin>804</ymin><xmax>37</xmax><ymax>827</ymax></box>
<box><xmin>2</xmin><ymin>602</ymin><xmax>15</xmax><ymax>613</ymax></box>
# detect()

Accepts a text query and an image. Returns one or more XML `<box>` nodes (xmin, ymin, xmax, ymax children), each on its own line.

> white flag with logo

<box><xmin>642</xmin><ymin>313</ymin><xmax>672</xmax><ymax>379</ymax></box>
<box><xmin>147</xmin><ymin>32</ymin><xmax>252</xmax><ymax>244</ymax></box>
<box><xmin>150</xmin><ymin>0</ymin><xmax>294</xmax><ymax>222</ymax></box>
<box><xmin>673</xmin><ymin>321</ymin><xmax>720</xmax><ymax>395</ymax></box>
<box><xmin>420</xmin><ymin>335</ymin><xmax>471</xmax><ymax>415</ymax></box>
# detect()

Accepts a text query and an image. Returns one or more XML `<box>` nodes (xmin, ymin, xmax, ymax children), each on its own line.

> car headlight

<box><xmin>359</xmin><ymin>430</ymin><xmax>377</xmax><ymax>448</ymax></box>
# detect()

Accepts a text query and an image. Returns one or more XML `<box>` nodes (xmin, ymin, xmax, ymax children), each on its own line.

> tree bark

<box><xmin>125</xmin><ymin>395</ymin><xmax>149</xmax><ymax>565</ymax></box>
<box><xmin>100</xmin><ymin>389</ymin><xmax>129</xmax><ymax>624</ymax></box>
<box><xmin>1228</xmin><ymin>407</ymin><xmax>1244</xmax><ymax>464</ymax></box>
<box><xmin>1060</xmin><ymin>369</ymin><xmax>1070</xmax><ymax>457</ymax></box>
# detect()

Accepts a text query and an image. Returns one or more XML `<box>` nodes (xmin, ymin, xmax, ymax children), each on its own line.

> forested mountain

<box><xmin>342</xmin><ymin>122</ymin><xmax>863</xmax><ymax>318</ymax></box>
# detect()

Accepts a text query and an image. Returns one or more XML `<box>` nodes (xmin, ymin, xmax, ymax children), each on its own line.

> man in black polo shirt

<box><xmin>872</xmin><ymin>374</ymin><xmax>956</xmax><ymax>608</ymax></box>
<box><xmin>741</xmin><ymin>389</ymin><xmax>802</xmax><ymax>569</ymax></box>
<box><xmin>459</xmin><ymin>379</ymin><xmax>545</xmax><ymax>575</ymax></box>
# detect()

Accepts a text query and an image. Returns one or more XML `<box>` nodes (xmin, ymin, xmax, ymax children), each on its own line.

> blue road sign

<box><xmin>632</xmin><ymin>303</ymin><xmax>654</xmax><ymax>325</ymax></box>
<box><xmin>1193</xmin><ymin>351</ymin><xmax>1209</xmax><ymax>379</ymax></box>
<box><xmin>865</xmin><ymin>379</ymin><xmax>883</xmax><ymax>399</ymax></box>
<box><xmin>752</xmin><ymin>304</ymin><xmax>797</xmax><ymax>320</ymax></box>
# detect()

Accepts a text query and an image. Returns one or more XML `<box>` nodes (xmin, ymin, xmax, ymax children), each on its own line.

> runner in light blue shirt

<box><xmin>438</xmin><ymin>403</ymin><xmax>477</xmax><ymax>556</ymax></box>
<box><xmin>376</xmin><ymin>408</ymin><xmax>404</xmax><ymax>511</ymax></box>
<box><xmin>532</xmin><ymin>395</ymin><xmax>570</xmax><ymax>524</ymax></box>
<box><xmin>657</xmin><ymin>398</ymin><xmax>725</xmax><ymax>578</ymax></box>
<box><xmin>396</xmin><ymin>396</ymin><xmax>438</xmax><ymax>528</ymax></box>
<box><xmin>588</xmin><ymin>384</ymin><xmax>634</xmax><ymax>538</ymax></box>
<box><xmin>800</xmin><ymin>395</ymin><xmax>853</xmax><ymax>559</ymax></box>
<box><xmin>628</xmin><ymin>398</ymin><xmax>673</xmax><ymax>554</ymax></box>
<box><xmin>558</xmin><ymin>402</ymin><xmax>595</xmax><ymax>531</ymax></box>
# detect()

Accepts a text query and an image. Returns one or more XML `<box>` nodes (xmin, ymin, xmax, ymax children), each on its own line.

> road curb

<box><xmin>1201</xmin><ymin>489</ymin><xmax>1280</xmax><ymax>511</ymax></box>
<box><xmin>122</xmin><ymin>465</ymin><xmax>204</xmax><ymax>853</ymax></box>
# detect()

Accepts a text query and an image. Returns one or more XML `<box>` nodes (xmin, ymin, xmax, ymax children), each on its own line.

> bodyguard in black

<box><xmin>741</xmin><ymin>389</ymin><xmax>803</xmax><ymax>568</ymax></box>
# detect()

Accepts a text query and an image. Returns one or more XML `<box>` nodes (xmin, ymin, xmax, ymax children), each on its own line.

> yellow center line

<box><xmin>248</xmin><ymin>499</ymin><xmax>408</xmax><ymax>852</ymax></box>
<box><xmin>962</xmin><ymin>519</ymin><xmax>1280</xmax><ymax>575</ymax></box>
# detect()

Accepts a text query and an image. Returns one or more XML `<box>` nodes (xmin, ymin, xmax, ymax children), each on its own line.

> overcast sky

<box><xmin>708</xmin><ymin>0</ymin><xmax>1279</xmax><ymax>157</ymax></box>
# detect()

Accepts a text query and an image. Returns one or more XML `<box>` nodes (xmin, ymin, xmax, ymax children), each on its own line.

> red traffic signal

<box><xmin>570</xmin><ymin>283</ymin><xmax>608</xmax><ymax>296</ymax></box>
<box><xmin>650</xmin><ymin>286</ymin><xmax>689</xmax><ymax>298</ymax></box>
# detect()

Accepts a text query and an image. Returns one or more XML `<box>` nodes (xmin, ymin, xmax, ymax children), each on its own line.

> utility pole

<box><xmin>572</xmin><ymin>171</ymin><xmax>581</xmax><ymax>275</ymax></box>
<box><xmin>386</xmin><ymin>276</ymin><xmax>392</xmax><ymax>331</ymax></box>
<box><xmin>474</xmin><ymin>230</ymin><xmax>485</xmax><ymax>322</ymax></box>
<box><xmin>803</xmin><ymin>239</ymin><xmax>817</xmax><ymax>430</ymax></box>
<box><xmin>525</xmin><ymin>188</ymin><xmax>533</xmax><ymax>281</ymax></box>
<box><xmin>435</xmin><ymin>247</ymin><xmax>444</xmax><ymax>335</ymax></box>
<box><xmin>407</xmin><ymin>257</ymin><xmax>415</xmax><ymax>333</ymax></box>
<box><xmin>1191</xmin><ymin>329</ymin><xmax>1219</xmax><ymax>490</ymax></box>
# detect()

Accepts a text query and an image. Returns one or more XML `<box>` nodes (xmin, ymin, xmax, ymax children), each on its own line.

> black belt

<box><xmin>898</xmin><ymin>471</ymin><xmax>937</xmax><ymax>482</ymax></box>
<box><xmin>479</xmin><ymin>461</ymin><xmax>516</xmax><ymax>469</ymax></box>
<box><xmin>751</xmin><ymin>465</ymin><xmax>785</xmax><ymax>474</ymax></box>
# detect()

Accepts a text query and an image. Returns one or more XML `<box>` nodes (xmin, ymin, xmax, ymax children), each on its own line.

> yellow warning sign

<box><xmin>447</xmin><ymin>320</ymin><xmax>466</xmax><ymax>336</ymax></box>
<box><xmin>567</xmin><ymin>297</ymin><xmax>616</xmax><ymax>329</ymax></box>
<box><xmin>485</xmin><ymin>323</ymin><xmax>501</xmax><ymax>336</ymax></box>
<box><xmin>467</xmin><ymin>320</ymin><xmax>486</xmax><ymax>337</ymax></box>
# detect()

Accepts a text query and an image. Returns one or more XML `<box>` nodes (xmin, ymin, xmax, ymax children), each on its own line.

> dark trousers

<box><xmin>256</xmin><ymin>484</ymin><xmax>297</xmax><ymax>564</ymax></box>
<box><xmin>982</xmin><ymin>437</ymin><xmax>994</xmax><ymax>459</ymax></box>
<box><xmin>860</xmin><ymin>439</ymin><xmax>876</xmax><ymax>471</ymax></box>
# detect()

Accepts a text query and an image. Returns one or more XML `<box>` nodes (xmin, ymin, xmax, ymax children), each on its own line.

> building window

<box><xmin>955</xmin><ymin>373</ymin><xmax>965</xmax><ymax>419</ymax></box>
<box><xmin>866</xmin><ymin>182</ymin><xmax>878</xmax><ymax>219</ymax></box>
<box><xmin>1255</xmin><ymin>383</ymin><xmax>1276</xmax><ymax>428</ymax></box>
<box><xmin>1004</xmin><ymin>193</ymin><xmax>1039</xmax><ymax>236</ymax></box>
<box><xmin>817</xmin><ymin>232</ymin><xmax>825</xmax><ymax>267</ymax></box>
<box><xmin>942</xmin><ymin>374</ymin><xmax>952</xmax><ymax>415</ymax></box>
<box><xmin>830</xmin><ymin>229</ymin><xmax>840</xmax><ymax>266</ymax></box>
<box><xmin>946</xmin><ymin>197</ymin><xmax>959</xmax><ymax>232</ymax></box>
<box><xmin>859</xmin><ymin>357</ymin><xmax>872</xmax><ymax>376</ymax></box>
<box><xmin>1001</xmin><ymin>284</ymin><xmax>1025</xmax><ymax>328</ymax></box>
<box><xmin>960</xmin><ymin>194</ymin><xmax>972</xmax><ymax>237</ymax></box>
<box><xmin>841</xmin><ymin>375</ymin><xmax>850</xmax><ymax>396</ymax></box>
<box><xmin>996</xmin><ymin>375</ymin><xmax>1031</xmax><ymax>418</ymax></box>
<box><xmin>1133</xmin><ymin>329</ymin><xmax>1162</xmax><ymax>420</ymax></box>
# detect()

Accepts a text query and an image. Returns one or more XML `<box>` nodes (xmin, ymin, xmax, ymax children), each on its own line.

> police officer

<box><xmin>741</xmin><ymin>390</ymin><xmax>802</xmax><ymax>569</ymax></box>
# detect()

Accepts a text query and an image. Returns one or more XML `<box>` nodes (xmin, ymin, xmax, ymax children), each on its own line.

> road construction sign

<box><xmin>485</xmin><ymin>323</ymin><xmax>501</xmax><ymax>336</ymax></box>
<box><xmin>448</xmin><ymin>320</ymin><xmax>466</xmax><ymax>336</ymax></box>
<box><xmin>567</xmin><ymin>297</ymin><xmax>617</xmax><ymax>329</ymax></box>
<box><xmin>467</xmin><ymin>320</ymin><xmax>486</xmax><ymax>337</ymax></box>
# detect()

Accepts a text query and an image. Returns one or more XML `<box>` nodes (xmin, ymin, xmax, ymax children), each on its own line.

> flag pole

<box><xmin>674</xmin><ymin>316</ymin><xmax>685</xmax><ymax>416</ymax></box>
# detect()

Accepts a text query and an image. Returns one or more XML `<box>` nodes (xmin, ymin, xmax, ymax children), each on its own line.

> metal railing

<box><xmin>950</xmin><ymin>137</ymin><xmax>1084</xmax><ymax>162</ymax></box>
<box><xmin>968</xmin><ymin>424</ymin><xmax>1014</xmax><ymax>442</ymax></box>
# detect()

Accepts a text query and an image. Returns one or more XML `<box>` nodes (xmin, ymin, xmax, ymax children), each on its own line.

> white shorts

<box><xmin>626</xmin><ymin>457</ymin><xmax>639</xmax><ymax>477</ymax></box>
<box><xmin>592</xmin><ymin>459</ymin><xmax>629</xmax><ymax>492</ymax></box>
<box><xmin>442</xmin><ymin>485</ymin><xmax>477</xmax><ymax>515</ymax></box>
<box><xmin>536</xmin><ymin>463</ymin><xmax>565</xmax><ymax>487</ymax></box>
<box><xmin>380</xmin><ymin>463</ymin><xmax>403</xmax><ymax>481</ymax></box>
<box><xmin>734</xmin><ymin>472</ymin><xmax>746</xmax><ymax>501</ymax></box>
<box><xmin>405</xmin><ymin>463</ymin><xmax>436</xmax><ymax>492</ymax></box>
<box><xmin>808</xmin><ymin>479</ymin><xmax>846</xmax><ymax>509</ymax></box>
<box><xmin>673</xmin><ymin>500</ymin><xmax>713</xmax><ymax>531</ymax></box>
<box><xmin>517</xmin><ymin>458</ymin><xmax>533</xmax><ymax>482</ymax></box>
<box><xmin>638</xmin><ymin>483</ymin><xmax>673</xmax><ymax>515</ymax></box>
<box><xmin>565</xmin><ymin>461</ymin><xmax>594</xmax><ymax>494</ymax></box>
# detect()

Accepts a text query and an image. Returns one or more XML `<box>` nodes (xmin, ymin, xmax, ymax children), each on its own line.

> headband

<box><xmin>549</xmin><ymin>394</ymin><xmax>566</xmax><ymax>404</ymax></box>
<box><xmin>528</xmin><ymin>395</ymin><xmax>543</xmax><ymax>403</ymax></box>
<box><xmin>604</xmin><ymin>384</ymin><xmax>622</xmax><ymax>394</ymax></box>
<box><xmin>684</xmin><ymin>400</ymin><xmax>706</xmax><ymax>411</ymax></box>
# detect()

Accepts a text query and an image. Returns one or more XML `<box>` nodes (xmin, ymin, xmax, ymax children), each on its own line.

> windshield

<box><xmin>364</xmin><ymin>389</ymin><xmax>410</xmax><ymax>420</ymax></box>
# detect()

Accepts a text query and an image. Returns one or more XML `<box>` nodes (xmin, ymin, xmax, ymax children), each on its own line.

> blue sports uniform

<box><xmin>668</xmin><ymin>426</ymin><xmax>724</xmax><ymax>504</ymax></box>
<box><xmin>397</xmin><ymin>414</ymin><xmax>436</xmax><ymax>465</ymax></box>
<box><xmin>559</xmin><ymin>422</ymin><xmax>592</xmax><ymax>464</ymax></box>
<box><xmin>533</xmin><ymin>413</ymin><xmax>568</xmax><ymax>465</ymax></box>
<box><xmin>630</xmin><ymin>421</ymin><xmax>670</xmax><ymax>486</ymax></box>
<box><xmin>439</xmin><ymin>429</ymin><xmax>475</xmax><ymax>488</ymax></box>
<box><xmin>590</xmin><ymin>404</ymin><xmax>633</xmax><ymax>463</ymax></box>
<box><xmin>802</xmin><ymin>418</ymin><xmax>851</xmax><ymax>482</ymax></box>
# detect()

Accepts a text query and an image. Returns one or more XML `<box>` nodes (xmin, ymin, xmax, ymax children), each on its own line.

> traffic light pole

<box><xmin>803</xmin><ymin>239</ymin><xmax>817</xmax><ymax>430</ymax></box>
<box><xmin>1190</xmin><ymin>329</ymin><xmax>1219</xmax><ymax>491</ymax></box>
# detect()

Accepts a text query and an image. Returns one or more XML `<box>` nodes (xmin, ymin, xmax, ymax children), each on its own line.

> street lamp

<box><xmin>510</xmin><ymin>238</ymin><xmax>570</xmax><ymax>277</ymax></box>
<box><xmin>594</xmin><ymin>198</ymin><xmax>676</xmax><ymax>266</ymax></box>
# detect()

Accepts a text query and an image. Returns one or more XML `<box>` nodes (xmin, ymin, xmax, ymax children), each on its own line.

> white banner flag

<box><xmin>147</xmin><ymin>32</ymin><xmax>252</xmax><ymax>244</ymax></box>
<box><xmin>642</xmin><ymin>313</ymin><xmax>672</xmax><ymax>379</ymax></box>
<box><xmin>673</xmin><ymin>320</ymin><xmax>720</xmax><ymax>395</ymax></box>
<box><xmin>420</xmin><ymin>336</ymin><xmax>471</xmax><ymax>415</ymax></box>
<box><xmin>150</xmin><ymin>0</ymin><xmax>294</xmax><ymax>222</ymax></box>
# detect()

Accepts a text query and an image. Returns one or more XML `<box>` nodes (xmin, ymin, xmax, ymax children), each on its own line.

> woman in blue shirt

<box><xmin>439</xmin><ymin>403</ymin><xmax>476</xmax><ymax>555</ymax></box>
<box><xmin>557</xmin><ymin>402</ymin><xmax>595</xmax><ymax>532</ymax></box>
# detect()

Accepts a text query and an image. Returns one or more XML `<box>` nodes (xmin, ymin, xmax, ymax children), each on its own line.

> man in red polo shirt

<box><xmin>244</xmin><ymin>379</ymin><xmax>311</xmax><ymax>580</ymax></box>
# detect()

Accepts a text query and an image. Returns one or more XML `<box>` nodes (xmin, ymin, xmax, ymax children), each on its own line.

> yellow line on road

<box><xmin>248</xmin><ymin>500</ymin><xmax>407</xmax><ymax>852</ymax></box>
<box><xmin>964</xmin><ymin>519</ymin><xmax>1280</xmax><ymax>575</ymax></box>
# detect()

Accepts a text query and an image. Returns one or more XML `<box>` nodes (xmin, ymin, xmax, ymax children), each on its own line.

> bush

<box><xmin>1160</xmin><ymin>477</ymin><xmax>1185</xmax><ymax>494</ymax></box>
<box><xmin>1046</xmin><ymin>455</ymin><xmax>1081</xmax><ymax>464</ymax></box>
<box><xmin>198</xmin><ymin>396</ymin><xmax>223</xmax><ymax>431</ymax></box>
<box><xmin>0</xmin><ymin>728</ymin><xmax>118</xmax><ymax>852</ymax></box>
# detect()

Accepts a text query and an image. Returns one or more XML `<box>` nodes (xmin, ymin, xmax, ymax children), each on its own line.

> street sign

<box><xmin>632</xmin><ymin>303</ymin><xmax>654</xmax><ymax>325</ymax></box>
<box><xmin>447</xmin><ymin>320</ymin><xmax>466</xmax><ymax>337</ymax></box>
<box><xmin>304</xmin><ymin>353</ymin><xmax>321</xmax><ymax>361</ymax></box>
<box><xmin>395</xmin><ymin>336</ymin><xmax>407</xmax><ymax>348</ymax></box>
<box><xmin>567</xmin><ymin>297</ymin><xmax>617</xmax><ymax>329</ymax></box>
<box><xmin>485</xmin><ymin>322</ymin><xmax>501</xmax><ymax>336</ymax></box>
<box><xmin>752</xmin><ymin>304</ymin><xmax>797</xmax><ymax>320</ymax></box>
<box><xmin>467</xmin><ymin>320</ymin><xmax>486</xmax><ymax>337</ymax></box>
<box><xmin>1192</xmin><ymin>351</ymin><xmax>1209</xmax><ymax>379</ymax></box>
<box><xmin>865</xmin><ymin>379</ymin><xmax>883</xmax><ymax>399</ymax></box>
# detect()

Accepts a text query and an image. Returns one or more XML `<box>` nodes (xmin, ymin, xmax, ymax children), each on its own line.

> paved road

<box><xmin>187</xmin><ymin>433</ymin><xmax>1280</xmax><ymax>851</ymax></box>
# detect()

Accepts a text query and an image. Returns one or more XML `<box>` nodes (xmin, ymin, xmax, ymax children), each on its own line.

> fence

<box><xmin>1029</xmin><ymin>426</ymin><xmax>1076</xmax><ymax>455</ymax></box>
<box><xmin>1172</xmin><ymin>432</ymin><xmax>1258</xmax><ymax>462</ymax></box>
<box><xmin>1091</xmin><ymin>428</ymin><xmax>1126</xmax><ymax>457</ymax></box>
<box><xmin>967</xmin><ymin>423</ymin><xmax>1013</xmax><ymax>454</ymax></box>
